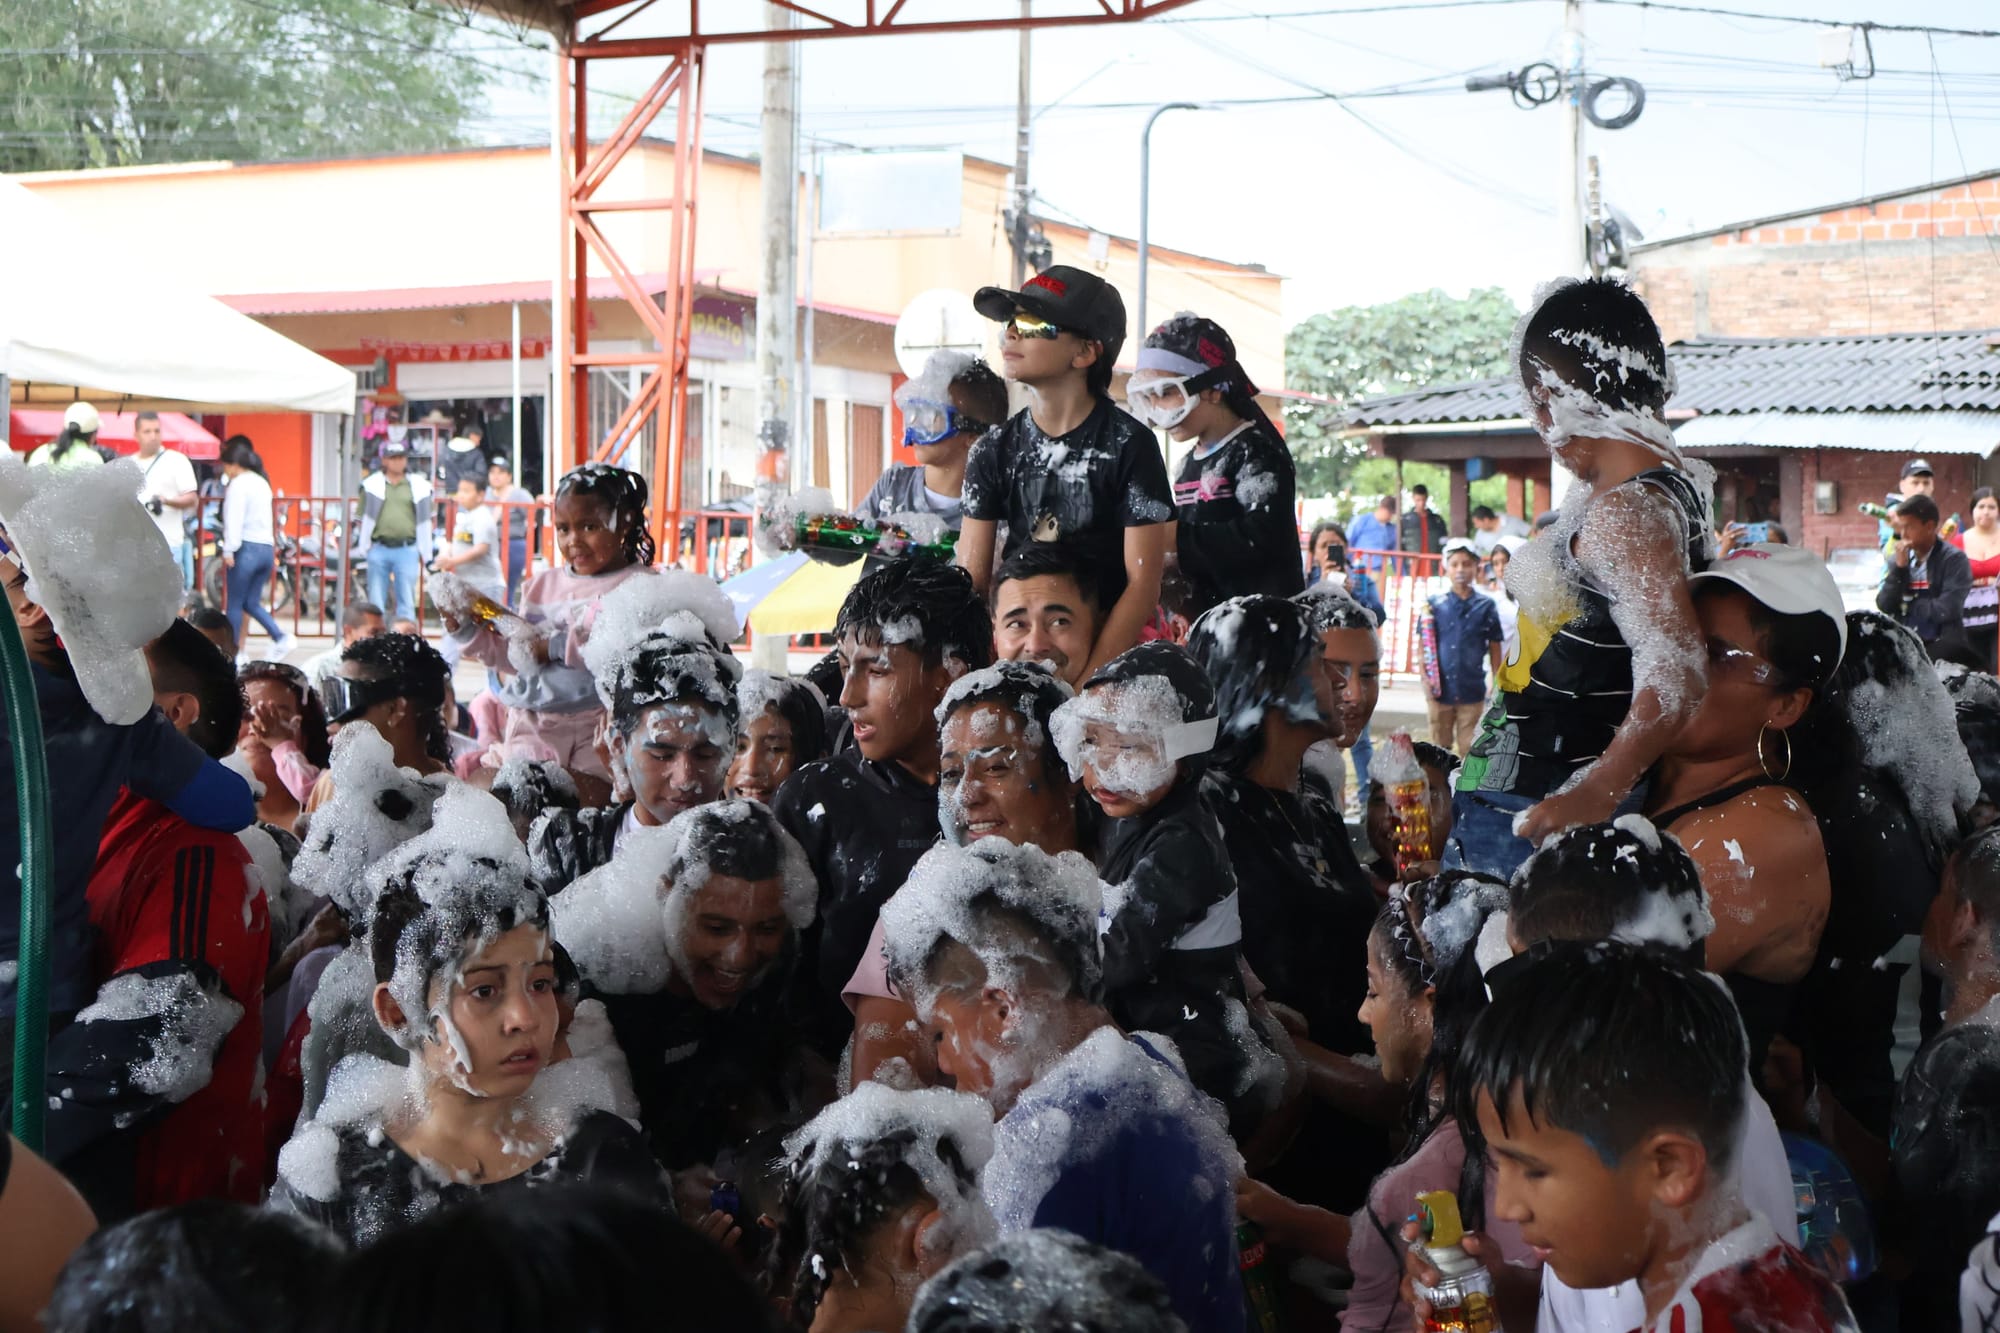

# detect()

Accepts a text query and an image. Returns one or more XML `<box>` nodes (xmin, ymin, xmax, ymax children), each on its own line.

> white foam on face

<box><xmin>1049</xmin><ymin>679</ymin><xmax>1184</xmax><ymax>796</ymax></box>
<box><xmin>783</xmin><ymin>1081</ymin><xmax>999</xmax><ymax>1260</ymax></box>
<box><xmin>75</xmin><ymin>970</ymin><xmax>244</xmax><ymax>1102</ymax></box>
<box><xmin>1845</xmin><ymin>614</ymin><xmax>1983</xmax><ymax>853</ymax></box>
<box><xmin>983</xmin><ymin>1025</ymin><xmax>1240</xmax><ymax>1233</ymax></box>
<box><xmin>1511</xmin><ymin>276</ymin><xmax>1682</xmax><ymax>467</ymax></box>
<box><xmin>737</xmin><ymin>667</ymin><xmax>821</xmax><ymax>727</ymax></box>
<box><xmin>0</xmin><ymin>455</ymin><xmax>180</xmax><ymax>724</ymax></box>
<box><xmin>291</xmin><ymin>724</ymin><xmax>445</xmax><ymax>919</ymax></box>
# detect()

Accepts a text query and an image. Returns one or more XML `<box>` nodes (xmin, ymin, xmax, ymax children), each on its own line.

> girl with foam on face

<box><xmin>271</xmin><ymin>789</ymin><xmax>665</xmax><ymax>1247</ymax></box>
<box><xmin>728</xmin><ymin>670</ymin><xmax>830</xmax><ymax>808</ymax></box>
<box><xmin>1129</xmin><ymin>314</ymin><xmax>1302</xmax><ymax>620</ymax></box>
<box><xmin>1050</xmin><ymin>640</ymin><xmax>1283</xmax><ymax>1138</ymax></box>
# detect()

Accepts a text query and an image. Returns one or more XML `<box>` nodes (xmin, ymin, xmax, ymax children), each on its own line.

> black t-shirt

<box><xmin>527</xmin><ymin>803</ymin><xmax>630</xmax><ymax>897</ymax></box>
<box><xmin>1202</xmin><ymin>770</ymin><xmax>1376</xmax><ymax>1054</ymax></box>
<box><xmin>594</xmin><ymin>977</ymin><xmax>802</xmax><ymax>1170</ymax></box>
<box><xmin>772</xmin><ymin>752</ymin><xmax>940</xmax><ymax>1056</ymax></box>
<box><xmin>1171</xmin><ymin>421</ymin><xmax>1303</xmax><ymax>617</ymax></box>
<box><xmin>961</xmin><ymin>400</ymin><xmax>1174</xmax><ymax>607</ymax></box>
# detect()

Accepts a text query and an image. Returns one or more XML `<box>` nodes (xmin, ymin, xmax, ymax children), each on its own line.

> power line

<box><xmin>1591</xmin><ymin>0</ymin><xmax>2000</xmax><ymax>41</ymax></box>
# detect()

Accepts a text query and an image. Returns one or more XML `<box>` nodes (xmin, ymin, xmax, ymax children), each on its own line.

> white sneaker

<box><xmin>271</xmin><ymin>631</ymin><xmax>296</xmax><ymax>655</ymax></box>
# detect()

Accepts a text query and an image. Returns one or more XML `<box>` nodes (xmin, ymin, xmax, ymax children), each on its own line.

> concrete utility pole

<box><xmin>1010</xmin><ymin>0</ymin><xmax>1032</xmax><ymax>286</ymax></box>
<box><xmin>1556</xmin><ymin>0</ymin><xmax>1587</xmax><ymax>278</ymax></box>
<box><xmin>753</xmin><ymin>2</ymin><xmax>799</xmax><ymax>672</ymax></box>
<box><xmin>757</xmin><ymin>3</ymin><xmax>799</xmax><ymax>486</ymax></box>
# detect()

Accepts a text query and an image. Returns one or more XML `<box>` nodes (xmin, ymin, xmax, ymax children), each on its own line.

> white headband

<box><xmin>1136</xmin><ymin>346</ymin><xmax>1212</xmax><ymax>378</ymax></box>
<box><xmin>1162</xmin><ymin>715</ymin><xmax>1219</xmax><ymax>760</ymax></box>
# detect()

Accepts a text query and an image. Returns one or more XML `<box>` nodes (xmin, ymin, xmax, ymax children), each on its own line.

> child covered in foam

<box><xmin>271</xmin><ymin>788</ymin><xmax>663</xmax><ymax>1246</ymax></box>
<box><xmin>1050</xmin><ymin>641</ymin><xmax>1282</xmax><ymax>1136</ymax></box>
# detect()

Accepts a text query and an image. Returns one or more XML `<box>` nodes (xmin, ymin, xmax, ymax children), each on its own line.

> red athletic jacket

<box><xmin>55</xmin><ymin>792</ymin><xmax>266</xmax><ymax>1218</ymax></box>
<box><xmin>1649</xmin><ymin>1219</ymin><xmax>1860</xmax><ymax>1333</ymax></box>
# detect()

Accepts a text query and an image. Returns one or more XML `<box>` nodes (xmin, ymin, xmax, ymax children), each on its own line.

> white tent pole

<box><xmin>511</xmin><ymin>302</ymin><xmax>524</xmax><ymax>479</ymax></box>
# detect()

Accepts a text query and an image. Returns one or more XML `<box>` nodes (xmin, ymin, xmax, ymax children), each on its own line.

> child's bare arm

<box><xmin>956</xmin><ymin>517</ymin><xmax>998</xmax><ymax>597</ymax></box>
<box><xmin>1517</xmin><ymin>484</ymin><xmax>1705</xmax><ymax>844</ymax></box>
<box><xmin>1081</xmin><ymin>523</ymin><xmax>1169</xmax><ymax>682</ymax></box>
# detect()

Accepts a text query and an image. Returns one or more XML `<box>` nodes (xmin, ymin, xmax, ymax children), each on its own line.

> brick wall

<box><xmin>1631</xmin><ymin>177</ymin><xmax>2000</xmax><ymax>344</ymax></box>
<box><xmin>1792</xmin><ymin>450</ymin><xmax>1979</xmax><ymax>556</ymax></box>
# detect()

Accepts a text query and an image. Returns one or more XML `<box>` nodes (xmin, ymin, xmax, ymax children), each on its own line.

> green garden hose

<box><xmin>0</xmin><ymin>604</ymin><xmax>52</xmax><ymax>1151</ymax></box>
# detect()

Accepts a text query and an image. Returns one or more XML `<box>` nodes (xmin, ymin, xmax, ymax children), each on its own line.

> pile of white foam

<box><xmin>291</xmin><ymin>725</ymin><xmax>446</xmax><ymax>920</ymax></box>
<box><xmin>74</xmin><ymin>970</ymin><xmax>245</xmax><ymax>1104</ymax></box>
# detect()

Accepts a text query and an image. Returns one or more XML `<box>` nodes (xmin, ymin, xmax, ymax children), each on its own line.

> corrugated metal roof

<box><xmin>1346</xmin><ymin>329</ymin><xmax>2000</xmax><ymax>429</ymax></box>
<box><xmin>1674</xmin><ymin>409</ymin><xmax>2000</xmax><ymax>455</ymax></box>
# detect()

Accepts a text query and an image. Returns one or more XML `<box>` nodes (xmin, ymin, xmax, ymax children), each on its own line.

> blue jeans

<box><xmin>368</xmin><ymin>543</ymin><xmax>421</xmax><ymax>623</ymax></box>
<box><xmin>1445</xmin><ymin>784</ymin><xmax>1647</xmax><ymax>881</ymax></box>
<box><xmin>505</xmin><ymin>535</ymin><xmax>529</xmax><ymax>607</ymax></box>
<box><xmin>175</xmin><ymin>540</ymin><xmax>194</xmax><ymax>591</ymax></box>
<box><xmin>226</xmin><ymin>541</ymin><xmax>284</xmax><ymax>646</ymax></box>
<box><xmin>1350</xmin><ymin>730</ymin><xmax>1374</xmax><ymax>799</ymax></box>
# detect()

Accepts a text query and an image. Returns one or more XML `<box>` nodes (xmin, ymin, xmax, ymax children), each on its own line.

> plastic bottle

<box><xmin>1235</xmin><ymin>1219</ymin><xmax>1288</xmax><ymax>1333</ymax></box>
<box><xmin>1374</xmin><ymin>729</ymin><xmax>1433</xmax><ymax>877</ymax></box>
<box><xmin>1413</xmin><ymin>1190</ymin><xmax>1502</xmax><ymax>1333</ymax></box>
<box><xmin>791</xmin><ymin>511</ymin><xmax>957</xmax><ymax>561</ymax></box>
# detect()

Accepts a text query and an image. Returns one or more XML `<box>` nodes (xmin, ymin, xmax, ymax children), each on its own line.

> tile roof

<box><xmin>1344</xmin><ymin>329</ymin><xmax>2000</xmax><ymax>429</ymax></box>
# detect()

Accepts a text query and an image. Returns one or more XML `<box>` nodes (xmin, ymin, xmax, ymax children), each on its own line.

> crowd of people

<box><xmin>0</xmin><ymin>268</ymin><xmax>1997</xmax><ymax>1333</ymax></box>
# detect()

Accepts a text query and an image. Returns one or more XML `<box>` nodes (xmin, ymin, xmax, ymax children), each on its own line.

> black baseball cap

<box><xmin>381</xmin><ymin>439</ymin><xmax>409</xmax><ymax>457</ymax></box>
<box><xmin>974</xmin><ymin>266</ymin><xmax>1127</xmax><ymax>361</ymax></box>
<box><xmin>1902</xmin><ymin>458</ymin><xmax>1934</xmax><ymax>479</ymax></box>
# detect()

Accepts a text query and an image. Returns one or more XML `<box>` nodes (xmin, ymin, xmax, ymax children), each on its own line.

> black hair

<box><xmin>1518</xmin><ymin>277</ymin><xmax>1671</xmax><ymax>415</ymax></box>
<box><xmin>1411</xmin><ymin>483</ymin><xmax>1430</xmax><ymax>498</ymax></box>
<box><xmin>804</xmin><ymin>648</ymin><xmax>844</xmax><ymax>702</ymax></box>
<box><xmin>341</xmin><ymin>600</ymin><xmax>386</xmax><ymax>634</ymax></box>
<box><xmin>938</xmin><ymin>660</ymin><xmax>1074</xmax><ymax>786</ymax></box>
<box><xmin>909</xmin><ymin>1232</ymin><xmax>1185</xmax><ymax>1333</ymax></box>
<box><xmin>991</xmin><ymin>540</ymin><xmax>1103</xmax><ymax>618</ymax></box>
<box><xmin>606</xmin><ymin>636</ymin><xmax>741</xmax><ymax>741</ymax></box>
<box><xmin>1975</xmin><ymin>487</ymin><xmax>1996</xmax><ymax>509</ymax></box>
<box><xmin>1307</xmin><ymin>518</ymin><xmax>1346</xmax><ymax>554</ymax></box>
<box><xmin>1952</xmin><ymin>826</ymin><xmax>2000</xmax><ymax>946</ymax></box>
<box><xmin>1453</xmin><ymin>939</ymin><xmax>1748</xmax><ymax>1174</ymax></box>
<box><xmin>187</xmin><ymin>606</ymin><xmax>232</xmax><ymax>635</ymax></box>
<box><xmin>368</xmin><ymin>866</ymin><xmax>549</xmax><ymax>993</ymax></box>
<box><xmin>1186</xmin><ymin>595</ymin><xmax>1319</xmax><ymax>774</ymax></box>
<box><xmin>1692</xmin><ymin>581</ymin><xmax>1842</xmax><ymax>697</ymax></box>
<box><xmin>1897</xmin><ymin>493</ymin><xmax>1942</xmax><ymax>526</ymax></box>
<box><xmin>950</xmin><ymin>358</ymin><xmax>1010</xmax><ymax>431</ymax></box>
<box><xmin>1294</xmin><ymin>582</ymin><xmax>1380</xmax><ymax>633</ymax></box>
<box><xmin>309</xmin><ymin>1184</ymin><xmax>770</xmax><ymax>1333</ymax></box>
<box><xmin>1947</xmin><ymin>670</ymin><xmax>2000</xmax><ymax>807</ymax></box>
<box><xmin>340</xmin><ymin>632</ymin><xmax>452</xmax><ymax>765</ymax></box>
<box><xmin>133</xmin><ymin>409</ymin><xmax>160</xmax><ymax>427</ymax></box>
<box><xmin>46</xmin><ymin>1201</ymin><xmax>343</xmax><ymax>1333</ymax></box>
<box><xmin>1085</xmin><ymin>342</ymin><xmax>1116</xmax><ymax>400</ymax></box>
<box><xmin>662</xmin><ymin>799</ymin><xmax>792</xmax><ymax>886</ymax></box>
<box><xmin>1508</xmin><ymin>819</ymin><xmax>1707</xmax><ymax>968</ymax></box>
<box><xmin>1470</xmin><ymin>505</ymin><xmax>1496</xmax><ymax>521</ymax></box>
<box><xmin>767</xmin><ymin>1126</ymin><xmax>980</xmax><ymax>1328</ymax></box>
<box><xmin>744</xmin><ymin>675</ymin><xmax>831</xmax><ymax>771</ymax></box>
<box><xmin>555</xmin><ymin>463</ymin><xmax>655</xmax><ymax>568</ymax></box>
<box><xmin>148</xmin><ymin>619</ymin><xmax>245</xmax><ymax>760</ymax></box>
<box><xmin>836</xmin><ymin>555</ymin><xmax>993</xmax><ymax>674</ymax></box>
<box><xmin>219</xmin><ymin>435</ymin><xmax>267</xmax><ymax>477</ymax></box>
<box><xmin>240</xmin><ymin>660</ymin><xmax>332</xmax><ymax>769</ymax></box>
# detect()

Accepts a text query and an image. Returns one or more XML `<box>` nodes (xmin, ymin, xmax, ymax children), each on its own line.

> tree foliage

<box><xmin>1283</xmin><ymin>286</ymin><xmax>1521</xmax><ymax>500</ymax></box>
<box><xmin>0</xmin><ymin>0</ymin><xmax>505</xmax><ymax>173</ymax></box>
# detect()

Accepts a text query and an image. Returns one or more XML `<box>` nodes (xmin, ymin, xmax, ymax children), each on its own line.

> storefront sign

<box><xmin>691</xmin><ymin>296</ymin><xmax>753</xmax><ymax>362</ymax></box>
<box><xmin>361</xmin><ymin>336</ymin><xmax>551</xmax><ymax>362</ymax></box>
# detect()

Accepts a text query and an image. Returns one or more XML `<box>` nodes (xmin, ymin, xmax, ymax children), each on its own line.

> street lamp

<box><xmin>1136</xmin><ymin>101</ymin><xmax>1210</xmax><ymax>343</ymax></box>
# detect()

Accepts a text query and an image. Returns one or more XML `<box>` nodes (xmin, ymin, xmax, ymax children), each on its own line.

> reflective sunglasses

<box><xmin>321</xmin><ymin>673</ymin><xmax>403</xmax><ymax>723</ymax></box>
<box><xmin>1007</xmin><ymin>313</ymin><xmax>1076</xmax><ymax>341</ymax></box>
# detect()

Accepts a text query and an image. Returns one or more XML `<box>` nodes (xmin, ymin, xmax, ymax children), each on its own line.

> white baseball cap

<box><xmin>1689</xmin><ymin>542</ymin><xmax>1847</xmax><ymax>670</ymax></box>
<box><xmin>63</xmin><ymin>401</ymin><xmax>100</xmax><ymax>436</ymax></box>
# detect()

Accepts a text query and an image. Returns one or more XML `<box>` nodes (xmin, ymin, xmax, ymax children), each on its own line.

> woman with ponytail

<box><xmin>28</xmin><ymin>402</ymin><xmax>106</xmax><ymax>472</ymax></box>
<box><xmin>1128</xmin><ymin>313</ymin><xmax>1302</xmax><ymax>617</ymax></box>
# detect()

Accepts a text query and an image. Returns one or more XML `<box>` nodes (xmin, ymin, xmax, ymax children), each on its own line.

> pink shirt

<box><xmin>458</xmin><ymin>563</ymin><xmax>658</xmax><ymax>714</ymax></box>
<box><xmin>1341</xmin><ymin>1117</ymin><xmax>1536</xmax><ymax>1332</ymax></box>
<box><xmin>842</xmin><ymin>915</ymin><xmax>895</xmax><ymax>1013</ymax></box>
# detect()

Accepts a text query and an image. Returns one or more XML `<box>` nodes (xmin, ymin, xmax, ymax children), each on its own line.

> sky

<box><xmin>463</xmin><ymin>0</ymin><xmax>2000</xmax><ymax>326</ymax></box>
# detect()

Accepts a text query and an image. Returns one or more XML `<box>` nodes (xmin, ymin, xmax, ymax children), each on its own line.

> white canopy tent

<box><xmin>0</xmin><ymin>176</ymin><xmax>355</xmax><ymax>417</ymax></box>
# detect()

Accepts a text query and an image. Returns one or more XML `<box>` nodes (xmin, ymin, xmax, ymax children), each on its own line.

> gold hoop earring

<box><xmin>1757</xmin><ymin>723</ymin><xmax>1793</xmax><ymax>782</ymax></box>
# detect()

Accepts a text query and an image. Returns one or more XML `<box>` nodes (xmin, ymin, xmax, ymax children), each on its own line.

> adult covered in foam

<box><xmin>1129</xmin><ymin>313</ymin><xmax>1301</xmax><ymax>618</ymax></box>
<box><xmin>774</xmin><ymin>556</ymin><xmax>993</xmax><ymax>1059</ymax></box>
<box><xmin>528</xmin><ymin>572</ymin><xmax>742</xmax><ymax>895</ymax></box>
<box><xmin>1452</xmin><ymin>277</ymin><xmax>1713</xmax><ymax>875</ymax></box>
<box><xmin>879</xmin><ymin>839</ymin><xmax>1245</xmax><ymax>1333</ymax></box>
<box><xmin>272</xmin><ymin>789</ymin><xmax>664</xmax><ymax>1246</ymax></box>
<box><xmin>0</xmin><ymin>458</ymin><xmax>255</xmax><ymax>1112</ymax></box>
<box><xmin>1642</xmin><ymin>543</ymin><xmax>1843</xmax><ymax>1079</ymax></box>
<box><xmin>1052</xmin><ymin>640</ymin><xmax>1283</xmax><ymax>1136</ymax></box>
<box><xmin>552</xmin><ymin>798</ymin><xmax>822</xmax><ymax>1169</ymax></box>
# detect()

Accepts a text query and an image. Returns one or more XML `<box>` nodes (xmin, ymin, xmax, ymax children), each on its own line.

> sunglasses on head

<box><xmin>1007</xmin><ymin>313</ymin><xmax>1080</xmax><ymax>342</ymax></box>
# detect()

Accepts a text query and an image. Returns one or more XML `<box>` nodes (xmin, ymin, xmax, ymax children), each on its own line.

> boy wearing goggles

<box><xmin>1128</xmin><ymin>313</ymin><xmax>1301</xmax><ymax>618</ymax></box>
<box><xmin>959</xmin><ymin>267</ymin><xmax>1173</xmax><ymax>684</ymax></box>
<box><xmin>858</xmin><ymin>350</ymin><xmax>1007</xmax><ymax>533</ymax></box>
